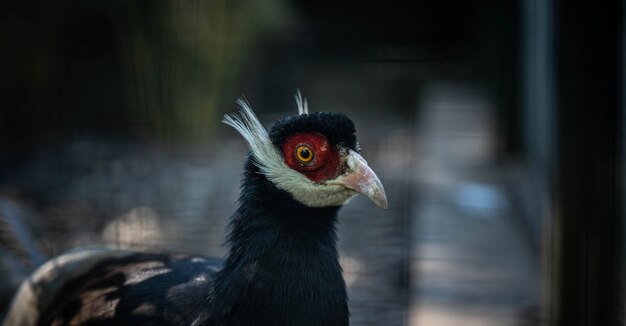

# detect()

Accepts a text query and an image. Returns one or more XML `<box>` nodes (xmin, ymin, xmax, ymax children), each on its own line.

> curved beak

<box><xmin>332</xmin><ymin>150</ymin><xmax>388</xmax><ymax>209</ymax></box>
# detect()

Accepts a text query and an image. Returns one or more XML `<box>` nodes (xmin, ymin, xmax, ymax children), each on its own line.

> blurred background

<box><xmin>0</xmin><ymin>0</ymin><xmax>622</xmax><ymax>325</ymax></box>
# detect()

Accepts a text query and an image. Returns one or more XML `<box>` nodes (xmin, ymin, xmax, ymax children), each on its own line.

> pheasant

<box><xmin>3</xmin><ymin>92</ymin><xmax>387</xmax><ymax>326</ymax></box>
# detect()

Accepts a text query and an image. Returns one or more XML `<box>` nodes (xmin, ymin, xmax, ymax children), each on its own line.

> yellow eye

<box><xmin>296</xmin><ymin>145</ymin><xmax>314</xmax><ymax>163</ymax></box>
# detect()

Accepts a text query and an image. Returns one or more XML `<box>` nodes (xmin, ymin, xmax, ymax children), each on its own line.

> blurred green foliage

<box><xmin>112</xmin><ymin>0</ymin><xmax>290</xmax><ymax>139</ymax></box>
<box><xmin>0</xmin><ymin>0</ymin><xmax>290</xmax><ymax>141</ymax></box>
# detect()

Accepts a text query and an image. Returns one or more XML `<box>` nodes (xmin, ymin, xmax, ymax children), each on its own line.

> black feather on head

<box><xmin>269</xmin><ymin>112</ymin><xmax>357</xmax><ymax>151</ymax></box>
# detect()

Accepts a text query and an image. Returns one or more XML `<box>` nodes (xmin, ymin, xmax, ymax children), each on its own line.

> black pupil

<box><xmin>300</xmin><ymin>148</ymin><xmax>310</xmax><ymax>159</ymax></box>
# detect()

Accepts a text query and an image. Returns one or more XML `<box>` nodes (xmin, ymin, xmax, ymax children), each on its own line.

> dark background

<box><xmin>0</xmin><ymin>0</ymin><xmax>622</xmax><ymax>325</ymax></box>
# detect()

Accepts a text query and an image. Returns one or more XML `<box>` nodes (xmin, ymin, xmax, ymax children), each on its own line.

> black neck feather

<box><xmin>208</xmin><ymin>159</ymin><xmax>349</xmax><ymax>326</ymax></box>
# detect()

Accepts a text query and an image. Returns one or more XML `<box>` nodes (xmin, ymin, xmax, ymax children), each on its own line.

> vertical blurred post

<box><xmin>522</xmin><ymin>0</ymin><xmax>556</xmax><ymax>321</ymax></box>
<box><xmin>522</xmin><ymin>0</ymin><xmax>555</xmax><ymax>200</ymax></box>
<box><xmin>553</xmin><ymin>0</ymin><xmax>622</xmax><ymax>325</ymax></box>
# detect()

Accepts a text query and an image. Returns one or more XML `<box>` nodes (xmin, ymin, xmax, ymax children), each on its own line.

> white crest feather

<box><xmin>222</xmin><ymin>98</ymin><xmax>284</xmax><ymax>175</ymax></box>
<box><xmin>223</xmin><ymin>97</ymin><xmax>357</xmax><ymax>207</ymax></box>
<box><xmin>295</xmin><ymin>89</ymin><xmax>308</xmax><ymax>115</ymax></box>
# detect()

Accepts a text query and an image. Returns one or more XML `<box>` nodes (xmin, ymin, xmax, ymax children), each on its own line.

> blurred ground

<box><xmin>410</xmin><ymin>85</ymin><xmax>541</xmax><ymax>325</ymax></box>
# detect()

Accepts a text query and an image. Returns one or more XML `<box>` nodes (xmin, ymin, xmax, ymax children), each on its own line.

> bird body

<box><xmin>3</xmin><ymin>93</ymin><xmax>387</xmax><ymax>326</ymax></box>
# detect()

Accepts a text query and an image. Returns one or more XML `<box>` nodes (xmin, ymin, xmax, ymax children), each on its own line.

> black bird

<box><xmin>3</xmin><ymin>92</ymin><xmax>388</xmax><ymax>326</ymax></box>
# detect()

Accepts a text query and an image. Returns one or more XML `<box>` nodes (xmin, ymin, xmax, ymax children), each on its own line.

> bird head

<box><xmin>223</xmin><ymin>92</ymin><xmax>388</xmax><ymax>209</ymax></box>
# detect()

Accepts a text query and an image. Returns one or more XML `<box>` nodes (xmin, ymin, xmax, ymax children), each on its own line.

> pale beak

<box><xmin>331</xmin><ymin>150</ymin><xmax>388</xmax><ymax>209</ymax></box>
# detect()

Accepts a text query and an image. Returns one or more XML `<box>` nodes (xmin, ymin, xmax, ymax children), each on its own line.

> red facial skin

<box><xmin>281</xmin><ymin>132</ymin><xmax>342</xmax><ymax>182</ymax></box>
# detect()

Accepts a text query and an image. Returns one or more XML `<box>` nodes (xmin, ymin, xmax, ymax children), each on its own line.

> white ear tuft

<box><xmin>295</xmin><ymin>89</ymin><xmax>309</xmax><ymax>115</ymax></box>
<box><xmin>222</xmin><ymin>97</ymin><xmax>285</xmax><ymax>175</ymax></box>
